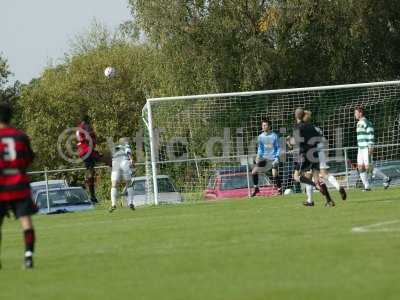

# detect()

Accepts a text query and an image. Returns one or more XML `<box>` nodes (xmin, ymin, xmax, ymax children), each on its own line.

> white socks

<box><xmin>111</xmin><ymin>186</ymin><xmax>134</xmax><ymax>207</ymax></box>
<box><xmin>306</xmin><ymin>184</ymin><xmax>313</xmax><ymax>203</ymax></box>
<box><xmin>326</xmin><ymin>174</ymin><xmax>341</xmax><ymax>191</ymax></box>
<box><xmin>25</xmin><ymin>251</ymin><xmax>33</xmax><ymax>258</ymax></box>
<box><xmin>111</xmin><ymin>187</ymin><xmax>118</xmax><ymax>206</ymax></box>
<box><xmin>127</xmin><ymin>187</ymin><xmax>135</xmax><ymax>205</ymax></box>
<box><xmin>360</xmin><ymin>172</ymin><xmax>370</xmax><ymax>189</ymax></box>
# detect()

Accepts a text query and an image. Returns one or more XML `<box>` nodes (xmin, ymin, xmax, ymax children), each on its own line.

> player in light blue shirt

<box><xmin>251</xmin><ymin>119</ymin><xmax>281</xmax><ymax>196</ymax></box>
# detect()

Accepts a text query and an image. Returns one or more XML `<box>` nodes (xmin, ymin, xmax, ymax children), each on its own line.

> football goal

<box><xmin>142</xmin><ymin>81</ymin><xmax>400</xmax><ymax>204</ymax></box>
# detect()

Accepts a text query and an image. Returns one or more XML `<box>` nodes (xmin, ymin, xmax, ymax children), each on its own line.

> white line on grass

<box><xmin>352</xmin><ymin>220</ymin><xmax>400</xmax><ymax>233</ymax></box>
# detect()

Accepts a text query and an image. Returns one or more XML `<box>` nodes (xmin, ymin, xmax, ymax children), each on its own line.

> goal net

<box><xmin>142</xmin><ymin>81</ymin><xmax>400</xmax><ymax>204</ymax></box>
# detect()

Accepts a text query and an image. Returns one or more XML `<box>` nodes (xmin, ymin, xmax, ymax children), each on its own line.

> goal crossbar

<box><xmin>147</xmin><ymin>80</ymin><xmax>400</xmax><ymax>103</ymax></box>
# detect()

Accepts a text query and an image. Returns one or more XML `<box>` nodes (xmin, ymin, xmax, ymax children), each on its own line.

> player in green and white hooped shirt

<box><xmin>354</xmin><ymin>106</ymin><xmax>390</xmax><ymax>191</ymax></box>
<box><xmin>109</xmin><ymin>137</ymin><xmax>135</xmax><ymax>212</ymax></box>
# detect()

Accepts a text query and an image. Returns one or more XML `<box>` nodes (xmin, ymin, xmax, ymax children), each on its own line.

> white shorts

<box><xmin>318</xmin><ymin>148</ymin><xmax>328</xmax><ymax>169</ymax></box>
<box><xmin>357</xmin><ymin>148</ymin><xmax>372</xmax><ymax>167</ymax></box>
<box><xmin>111</xmin><ymin>158</ymin><xmax>133</xmax><ymax>182</ymax></box>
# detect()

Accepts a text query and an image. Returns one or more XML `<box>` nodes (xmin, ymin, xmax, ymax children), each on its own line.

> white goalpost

<box><xmin>142</xmin><ymin>81</ymin><xmax>400</xmax><ymax>205</ymax></box>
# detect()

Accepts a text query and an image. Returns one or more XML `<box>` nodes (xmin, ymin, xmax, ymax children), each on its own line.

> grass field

<box><xmin>1</xmin><ymin>188</ymin><xmax>400</xmax><ymax>300</ymax></box>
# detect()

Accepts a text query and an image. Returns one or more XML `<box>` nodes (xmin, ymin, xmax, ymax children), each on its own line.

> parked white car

<box><xmin>30</xmin><ymin>180</ymin><xmax>93</xmax><ymax>214</ymax></box>
<box><xmin>33</xmin><ymin>187</ymin><xmax>94</xmax><ymax>214</ymax></box>
<box><xmin>124</xmin><ymin>175</ymin><xmax>183</xmax><ymax>206</ymax></box>
<box><xmin>30</xmin><ymin>180</ymin><xmax>69</xmax><ymax>199</ymax></box>
<box><xmin>327</xmin><ymin>159</ymin><xmax>400</xmax><ymax>188</ymax></box>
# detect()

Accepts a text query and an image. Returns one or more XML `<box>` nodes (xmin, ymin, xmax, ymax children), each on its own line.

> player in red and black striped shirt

<box><xmin>0</xmin><ymin>103</ymin><xmax>37</xmax><ymax>269</ymax></box>
<box><xmin>76</xmin><ymin>114</ymin><xmax>102</xmax><ymax>203</ymax></box>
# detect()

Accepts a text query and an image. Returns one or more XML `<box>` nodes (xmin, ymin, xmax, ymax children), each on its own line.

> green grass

<box><xmin>1</xmin><ymin>188</ymin><xmax>400</xmax><ymax>300</ymax></box>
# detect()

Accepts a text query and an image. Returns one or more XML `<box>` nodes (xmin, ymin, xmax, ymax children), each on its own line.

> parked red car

<box><xmin>203</xmin><ymin>167</ymin><xmax>280</xmax><ymax>200</ymax></box>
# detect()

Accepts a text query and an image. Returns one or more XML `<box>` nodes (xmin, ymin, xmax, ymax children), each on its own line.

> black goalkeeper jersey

<box><xmin>293</xmin><ymin>122</ymin><xmax>323</xmax><ymax>155</ymax></box>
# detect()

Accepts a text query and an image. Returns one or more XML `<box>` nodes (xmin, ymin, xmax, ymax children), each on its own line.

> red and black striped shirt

<box><xmin>76</xmin><ymin>121</ymin><xmax>97</xmax><ymax>158</ymax></box>
<box><xmin>0</xmin><ymin>127</ymin><xmax>34</xmax><ymax>202</ymax></box>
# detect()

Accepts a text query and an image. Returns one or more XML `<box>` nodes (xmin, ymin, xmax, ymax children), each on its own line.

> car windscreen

<box><xmin>157</xmin><ymin>178</ymin><xmax>176</xmax><ymax>193</ymax></box>
<box><xmin>31</xmin><ymin>183</ymin><xmax>67</xmax><ymax>196</ymax></box>
<box><xmin>133</xmin><ymin>178</ymin><xmax>177</xmax><ymax>194</ymax></box>
<box><xmin>35</xmin><ymin>189</ymin><xmax>90</xmax><ymax>209</ymax></box>
<box><xmin>220</xmin><ymin>174</ymin><xmax>268</xmax><ymax>190</ymax></box>
<box><xmin>133</xmin><ymin>181</ymin><xmax>146</xmax><ymax>195</ymax></box>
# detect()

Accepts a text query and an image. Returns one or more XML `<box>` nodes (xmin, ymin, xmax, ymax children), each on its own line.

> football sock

<box><xmin>306</xmin><ymin>184</ymin><xmax>313</xmax><ymax>203</ymax></box>
<box><xmin>23</xmin><ymin>229</ymin><xmax>35</xmax><ymax>254</ymax></box>
<box><xmin>360</xmin><ymin>172</ymin><xmax>370</xmax><ymax>189</ymax></box>
<box><xmin>273</xmin><ymin>176</ymin><xmax>282</xmax><ymax>189</ymax></box>
<box><xmin>111</xmin><ymin>188</ymin><xmax>118</xmax><ymax>206</ymax></box>
<box><xmin>89</xmin><ymin>184</ymin><xmax>96</xmax><ymax>199</ymax></box>
<box><xmin>86</xmin><ymin>176</ymin><xmax>96</xmax><ymax>199</ymax></box>
<box><xmin>253</xmin><ymin>173</ymin><xmax>259</xmax><ymax>187</ymax></box>
<box><xmin>127</xmin><ymin>187</ymin><xmax>135</xmax><ymax>205</ymax></box>
<box><xmin>318</xmin><ymin>181</ymin><xmax>327</xmax><ymax>195</ymax></box>
<box><xmin>326</xmin><ymin>174</ymin><xmax>340</xmax><ymax>191</ymax></box>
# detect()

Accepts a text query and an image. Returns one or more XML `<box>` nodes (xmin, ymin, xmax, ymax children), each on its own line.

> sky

<box><xmin>1</xmin><ymin>0</ymin><xmax>131</xmax><ymax>84</ymax></box>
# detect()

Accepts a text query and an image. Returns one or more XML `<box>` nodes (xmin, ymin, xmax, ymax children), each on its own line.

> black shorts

<box><xmin>0</xmin><ymin>198</ymin><xmax>38</xmax><ymax>220</ymax></box>
<box><xmin>82</xmin><ymin>151</ymin><xmax>101</xmax><ymax>169</ymax></box>
<box><xmin>294</xmin><ymin>152</ymin><xmax>320</xmax><ymax>172</ymax></box>
<box><xmin>254</xmin><ymin>158</ymin><xmax>279</xmax><ymax>170</ymax></box>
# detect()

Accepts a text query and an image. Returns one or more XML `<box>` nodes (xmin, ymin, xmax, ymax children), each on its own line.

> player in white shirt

<box><xmin>109</xmin><ymin>137</ymin><xmax>135</xmax><ymax>212</ymax></box>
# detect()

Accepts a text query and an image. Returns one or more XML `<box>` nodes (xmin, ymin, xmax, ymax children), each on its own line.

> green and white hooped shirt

<box><xmin>356</xmin><ymin>117</ymin><xmax>374</xmax><ymax>149</ymax></box>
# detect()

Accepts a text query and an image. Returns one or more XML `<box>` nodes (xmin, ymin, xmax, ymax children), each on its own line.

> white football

<box><xmin>284</xmin><ymin>188</ymin><xmax>293</xmax><ymax>195</ymax></box>
<box><xmin>104</xmin><ymin>66</ymin><xmax>116</xmax><ymax>78</ymax></box>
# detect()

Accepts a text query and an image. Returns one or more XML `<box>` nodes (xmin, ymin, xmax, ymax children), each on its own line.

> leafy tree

<box><xmin>0</xmin><ymin>54</ymin><xmax>11</xmax><ymax>88</ymax></box>
<box><xmin>128</xmin><ymin>0</ymin><xmax>400</xmax><ymax>92</ymax></box>
<box><xmin>0</xmin><ymin>54</ymin><xmax>22</xmax><ymax>126</ymax></box>
<box><xmin>19</xmin><ymin>30</ymin><xmax>159</xmax><ymax>169</ymax></box>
